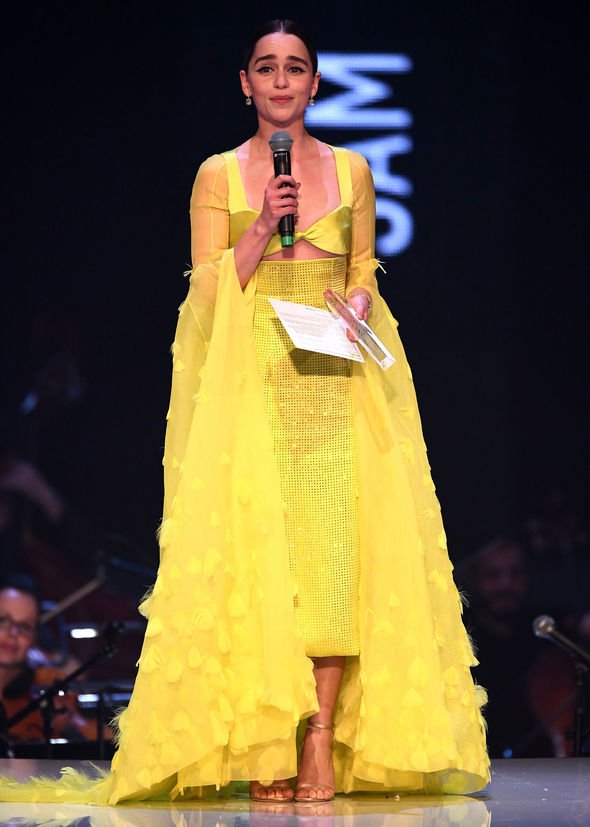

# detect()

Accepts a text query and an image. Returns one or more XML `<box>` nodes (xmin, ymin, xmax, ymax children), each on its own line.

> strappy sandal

<box><xmin>295</xmin><ymin>720</ymin><xmax>335</xmax><ymax>803</ymax></box>
<box><xmin>249</xmin><ymin>780</ymin><xmax>294</xmax><ymax>802</ymax></box>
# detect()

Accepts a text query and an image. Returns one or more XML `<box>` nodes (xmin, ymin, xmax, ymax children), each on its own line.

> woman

<box><xmin>1</xmin><ymin>19</ymin><xmax>489</xmax><ymax>805</ymax></box>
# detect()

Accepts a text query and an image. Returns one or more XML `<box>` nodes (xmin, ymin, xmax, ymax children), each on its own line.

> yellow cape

<box><xmin>0</xmin><ymin>251</ymin><xmax>489</xmax><ymax>804</ymax></box>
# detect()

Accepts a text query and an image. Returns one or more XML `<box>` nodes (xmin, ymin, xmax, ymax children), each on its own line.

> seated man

<box><xmin>0</xmin><ymin>574</ymin><xmax>102</xmax><ymax>748</ymax></box>
<box><xmin>459</xmin><ymin>537</ymin><xmax>576</xmax><ymax>758</ymax></box>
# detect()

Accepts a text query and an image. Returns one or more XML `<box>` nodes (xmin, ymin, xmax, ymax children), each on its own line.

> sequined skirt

<box><xmin>253</xmin><ymin>257</ymin><xmax>360</xmax><ymax>656</ymax></box>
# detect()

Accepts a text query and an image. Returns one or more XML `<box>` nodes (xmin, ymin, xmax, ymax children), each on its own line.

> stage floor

<box><xmin>0</xmin><ymin>757</ymin><xmax>588</xmax><ymax>826</ymax></box>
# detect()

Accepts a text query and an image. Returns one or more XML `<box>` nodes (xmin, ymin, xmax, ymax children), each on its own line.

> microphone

<box><xmin>269</xmin><ymin>130</ymin><xmax>294</xmax><ymax>247</ymax></box>
<box><xmin>532</xmin><ymin>614</ymin><xmax>590</xmax><ymax>667</ymax></box>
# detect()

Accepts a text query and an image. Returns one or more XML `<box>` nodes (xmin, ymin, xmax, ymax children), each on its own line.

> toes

<box><xmin>252</xmin><ymin>781</ymin><xmax>293</xmax><ymax>802</ymax></box>
<box><xmin>250</xmin><ymin>783</ymin><xmax>270</xmax><ymax>800</ymax></box>
<box><xmin>278</xmin><ymin>788</ymin><xmax>294</xmax><ymax>801</ymax></box>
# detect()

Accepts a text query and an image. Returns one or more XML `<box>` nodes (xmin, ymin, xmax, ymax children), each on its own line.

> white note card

<box><xmin>269</xmin><ymin>298</ymin><xmax>365</xmax><ymax>362</ymax></box>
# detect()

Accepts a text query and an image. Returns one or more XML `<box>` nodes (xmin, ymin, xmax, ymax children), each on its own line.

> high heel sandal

<box><xmin>295</xmin><ymin>720</ymin><xmax>335</xmax><ymax>803</ymax></box>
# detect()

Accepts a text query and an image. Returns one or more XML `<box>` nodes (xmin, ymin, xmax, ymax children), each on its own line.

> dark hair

<box><xmin>242</xmin><ymin>19</ymin><xmax>318</xmax><ymax>75</ymax></box>
<box><xmin>0</xmin><ymin>572</ymin><xmax>40</xmax><ymax>604</ymax></box>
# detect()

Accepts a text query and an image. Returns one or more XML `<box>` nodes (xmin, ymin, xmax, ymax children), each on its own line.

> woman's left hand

<box><xmin>346</xmin><ymin>292</ymin><xmax>371</xmax><ymax>341</ymax></box>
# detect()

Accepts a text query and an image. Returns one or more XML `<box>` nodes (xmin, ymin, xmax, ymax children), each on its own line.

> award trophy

<box><xmin>323</xmin><ymin>289</ymin><xmax>395</xmax><ymax>370</ymax></box>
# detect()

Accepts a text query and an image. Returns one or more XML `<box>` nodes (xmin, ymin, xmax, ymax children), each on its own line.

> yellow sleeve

<box><xmin>346</xmin><ymin>150</ymin><xmax>381</xmax><ymax>300</ymax></box>
<box><xmin>189</xmin><ymin>153</ymin><xmax>230</xmax><ymax>267</ymax></box>
<box><xmin>161</xmin><ymin>155</ymin><xmax>234</xmax><ymax>522</ymax></box>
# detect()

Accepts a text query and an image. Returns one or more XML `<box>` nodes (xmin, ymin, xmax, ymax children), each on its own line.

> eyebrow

<box><xmin>253</xmin><ymin>53</ymin><xmax>309</xmax><ymax>67</ymax></box>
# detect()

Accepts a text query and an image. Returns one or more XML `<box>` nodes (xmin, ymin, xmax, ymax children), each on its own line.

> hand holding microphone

<box><xmin>268</xmin><ymin>130</ymin><xmax>297</xmax><ymax>247</ymax></box>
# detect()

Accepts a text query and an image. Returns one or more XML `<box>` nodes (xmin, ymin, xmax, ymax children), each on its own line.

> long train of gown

<box><xmin>0</xmin><ymin>250</ymin><xmax>489</xmax><ymax>803</ymax></box>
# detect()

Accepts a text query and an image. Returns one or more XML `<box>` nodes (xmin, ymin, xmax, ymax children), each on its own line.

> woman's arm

<box><xmin>233</xmin><ymin>173</ymin><xmax>299</xmax><ymax>287</ymax></box>
<box><xmin>345</xmin><ymin>151</ymin><xmax>380</xmax><ymax>322</ymax></box>
<box><xmin>190</xmin><ymin>156</ymin><xmax>299</xmax><ymax>289</ymax></box>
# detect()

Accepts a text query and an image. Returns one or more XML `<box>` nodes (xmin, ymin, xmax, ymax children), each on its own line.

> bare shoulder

<box><xmin>313</xmin><ymin>138</ymin><xmax>336</xmax><ymax>158</ymax></box>
<box><xmin>234</xmin><ymin>139</ymin><xmax>250</xmax><ymax>161</ymax></box>
<box><xmin>317</xmin><ymin>141</ymin><xmax>371</xmax><ymax>172</ymax></box>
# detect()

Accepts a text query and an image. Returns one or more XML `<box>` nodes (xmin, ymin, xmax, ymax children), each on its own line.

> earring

<box><xmin>308</xmin><ymin>96</ymin><xmax>315</xmax><ymax>106</ymax></box>
<box><xmin>245</xmin><ymin>96</ymin><xmax>252</xmax><ymax>106</ymax></box>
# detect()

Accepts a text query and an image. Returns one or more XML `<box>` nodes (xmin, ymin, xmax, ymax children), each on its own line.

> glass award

<box><xmin>323</xmin><ymin>289</ymin><xmax>396</xmax><ymax>370</ymax></box>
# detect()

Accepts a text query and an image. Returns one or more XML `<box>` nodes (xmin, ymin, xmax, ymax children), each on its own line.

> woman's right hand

<box><xmin>233</xmin><ymin>172</ymin><xmax>300</xmax><ymax>287</ymax></box>
<box><xmin>257</xmin><ymin>173</ymin><xmax>300</xmax><ymax>235</ymax></box>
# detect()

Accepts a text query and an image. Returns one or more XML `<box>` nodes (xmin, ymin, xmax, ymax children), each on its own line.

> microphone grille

<box><xmin>269</xmin><ymin>130</ymin><xmax>293</xmax><ymax>152</ymax></box>
<box><xmin>532</xmin><ymin>614</ymin><xmax>555</xmax><ymax>638</ymax></box>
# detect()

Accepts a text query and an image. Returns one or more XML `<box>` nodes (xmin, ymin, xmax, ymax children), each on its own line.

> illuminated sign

<box><xmin>307</xmin><ymin>53</ymin><xmax>413</xmax><ymax>256</ymax></box>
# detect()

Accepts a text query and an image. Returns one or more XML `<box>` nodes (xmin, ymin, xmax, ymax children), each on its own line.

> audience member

<box><xmin>0</xmin><ymin>574</ymin><xmax>102</xmax><ymax>748</ymax></box>
<box><xmin>458</xmin><ymin>536</ymin><xmax>577</xmax><ymax>758</ymax></box>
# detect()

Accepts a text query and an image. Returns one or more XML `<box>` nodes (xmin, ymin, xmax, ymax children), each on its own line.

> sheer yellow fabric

<box><xmin>195</xmin><ymin>147</ymin><xmax>372</xmax><ymax>259</ymax></box>
<box><xmin>0</xmin><ymin>147</ymin><xmax>490</xmax><ymax>805</ymax></box>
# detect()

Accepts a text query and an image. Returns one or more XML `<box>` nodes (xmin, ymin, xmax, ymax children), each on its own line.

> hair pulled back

<box><xmin>242</xmin><ymin>19</ymin><xmax>318</xmax><ymax>75</ymax></box>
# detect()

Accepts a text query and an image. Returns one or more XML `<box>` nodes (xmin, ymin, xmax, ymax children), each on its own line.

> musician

<box><xmin>460</xmin><ymin>536</ymin><xmax>575</xmax><ymax>758</ymax></box>
<box><xmin>0</xmin><ymin>575</ymin><xmax>99</xmax><ymax>745</ymax></box>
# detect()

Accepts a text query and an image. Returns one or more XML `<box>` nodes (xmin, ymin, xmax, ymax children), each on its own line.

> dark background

<box><xmin>2</xmin><ymin>1</ymin><xmax>587</xmax><ymax>578</ymax></box>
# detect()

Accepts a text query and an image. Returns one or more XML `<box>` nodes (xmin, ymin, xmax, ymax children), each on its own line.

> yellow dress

<box><xmin>0</xmin><ymin>147</ymin><xmax>490</xmax><ymax>804</ymax></box>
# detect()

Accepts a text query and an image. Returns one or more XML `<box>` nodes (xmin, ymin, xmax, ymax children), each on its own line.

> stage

<box><xmin>0</xmin><ymin>758</ymin><xmax>588</xmax><ymax>826</ymax></box>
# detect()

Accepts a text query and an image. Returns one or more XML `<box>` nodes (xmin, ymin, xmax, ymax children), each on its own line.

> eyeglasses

<box><xmin>0</xmin><ymin>614</ymin><xmax>37</xmax><ymax>638</ymax></box>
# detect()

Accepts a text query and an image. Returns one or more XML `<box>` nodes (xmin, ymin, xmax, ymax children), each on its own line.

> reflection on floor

<box><xmin>0</xmin><ymin>758</ymin><xmax>588</xmax><ymax>826</ymax></box>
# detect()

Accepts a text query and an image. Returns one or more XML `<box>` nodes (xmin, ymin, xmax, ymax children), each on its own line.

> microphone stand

<box><xmin>572</xmin><ymin>658</ymin><xmax>589</xmax><ymax>757</ymax></box>
<box><xmin>0</xmin><ymin>621</ymin><xmax>124</xmax><ymax>759</ymax></box>
<box><xmin>534</xmin><ymin>616</ymin><xmax>590</xmax><ymax>757</ymax></box>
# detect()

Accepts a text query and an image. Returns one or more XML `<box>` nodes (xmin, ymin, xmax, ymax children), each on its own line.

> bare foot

<box><xmin>295</xmin><ymin>722</ymin><xmax>335</xmax><ymax>802</ymax></box>
<box><xmin>250</xmin><ymin>780</ymin><xmax>294</xmax><ymax>802</ymax></box>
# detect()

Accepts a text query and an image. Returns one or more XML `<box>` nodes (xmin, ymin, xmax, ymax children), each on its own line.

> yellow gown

<box><xmin>0</xmin><ymin>147</ymin><xmax>490</xmax><ymax>804</ymax></box>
